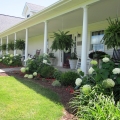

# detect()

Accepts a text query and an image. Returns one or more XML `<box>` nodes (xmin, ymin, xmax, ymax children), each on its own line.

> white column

<box><xmin>43</xmin><ymin>21</ymin><xmax>48</xmax><ymax>53</ymax></box>
<box><xmin>14</xmin><ymin>33</ymin><xmax>17</xmax><ymax>56</ymax></box>
<box><xmin>25</xmin><ymin>28</ymin><xmax>28</xmax><ymax>66</ymax></box>
<box><xmin>0</xmin><ymin>38</ymin><xmax>2</xmax><ymax>55</ymax></box>
<box><xmin>81</xmin><ymin>6</ymin><xmax>88</xmax><ymax>74</ymax></box>
<box><xmin>6</xmin><ymin>36</ymin><xmax>9</xmax><ymax>54</ymax></box>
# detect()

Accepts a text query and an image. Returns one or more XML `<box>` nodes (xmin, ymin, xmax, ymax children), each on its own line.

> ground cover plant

<box><xmin>69</xmin><ymin>57</ymin><xmax>120</xmax><ymax>119</ymax></box>
<box><xmin>0</xmin><ymin>76</ymin><xmax>64</xmax><ymax>120</ymax></box>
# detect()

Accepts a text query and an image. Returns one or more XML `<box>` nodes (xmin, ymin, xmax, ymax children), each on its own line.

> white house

<box><xmin>0</xmin><ymin>0</ymin><xmax>120</xmax><ymax>74</ymax></box>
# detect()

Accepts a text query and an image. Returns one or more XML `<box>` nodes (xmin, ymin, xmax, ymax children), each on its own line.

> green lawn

<box><xmin>0</xmin><ymin>76</ymin><xmax>64</xmax><ymax>120</ymax></box>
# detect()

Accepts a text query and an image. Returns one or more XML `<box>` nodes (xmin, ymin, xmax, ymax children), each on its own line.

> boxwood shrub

<box><xmin>60</xmin><ymin>71</ymin><xmax>79</xmax><ymax>86</ymax></box>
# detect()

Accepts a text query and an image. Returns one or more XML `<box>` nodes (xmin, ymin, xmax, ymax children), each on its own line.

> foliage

<box><xmin>49</xmin><ymin>53</ymin><xmax>56</xmax><ymax>58</ymax></box>
<box><xmin>1</xmin><ymin>54</ymin><xmax>22</xmax><ymax>66</ymax></box>
<box><xmin>15</xmin><ymin>39</ymin><xmax>25</xmax><ymax>50</ymax></box>
<box><xmin>51</xmin><ymin>30</ymin><xmax>74</xmax><ymax>51</ymax></box>
<box><xmin>8</xmin><ymin>42</ymin><xmax>14</xmax><ymax>51</ymax></box>
<box><xmin>70</xmin><ymin>89</ymin><xmax>120</xmax><ymax>119</ymax></box>
<box><xmin>60</xmin><ymin>71</ymin><xmax>79</xmax><ymax>86</ymax></box>
<box><xmin>53</xmin><ymin>69</ymin><xmax>63</xmax><ymax>80</ymax></box>
<box><xmin>69</xmin><ymin>57</ymin><xmax>120</xmax><ymax>119</ymax></box>
<box><xmin>40</xmin><ymin>64</ymin><xmax>55</xmax><ymax>78</ymax></box>
<box><xmin>1</xmin><ymin>43</ymin><xmax>6</xmax><ymax>51</ymax></box>
<box><xmin>69</xmin><ymin>52</ymin><xmax>77</xmax><ymax>59</ymax></box>
<box><xmin>52</xmin><ymin>80</ymin><xmax>61</xmax><ymax>87</ymax></box>
<box><xmin>0</xmin><ymin>76</ymin><xmax>63</xmax><ymax>120</ymax></box>
<box><xmin>26</xmin><ymin>53</ymin><xmax>52</xmax><ymax>79</ymax></box>
<box><xmin>102</xmin><ymin>17</ymin><xmax>120</xmax><ymax>49</ymax></box>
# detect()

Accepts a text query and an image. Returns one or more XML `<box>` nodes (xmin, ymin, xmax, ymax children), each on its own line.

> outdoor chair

<box><xmin>28</xmin><ymin>49</ymin><xmax>41</xmax><ymax>59</ymax></box>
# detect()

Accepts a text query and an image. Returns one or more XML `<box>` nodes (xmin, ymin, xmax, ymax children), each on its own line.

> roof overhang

<box><xmin>1</xmin><ymin>0</ymin><xmax>120</xmax><ymax>39</ymax></box>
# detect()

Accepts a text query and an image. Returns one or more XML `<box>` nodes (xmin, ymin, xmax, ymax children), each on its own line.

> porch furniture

<box><xmin>28</xmin><ymin>49</ymin><xmax>41</xmax><ymax>59</ymax></box>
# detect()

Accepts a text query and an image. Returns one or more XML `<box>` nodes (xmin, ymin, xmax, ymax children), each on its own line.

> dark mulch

<box><xmin>0</xmin><ymin>63</ymin><xmax>22</xmax><ymax>68</ymax></box>
<box><xmin>0</xmin><ymin>70</ymin><xmax>78</xmax><ymax>120</ymax></box>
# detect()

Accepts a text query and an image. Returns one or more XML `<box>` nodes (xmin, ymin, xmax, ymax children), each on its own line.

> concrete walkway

<box><xmin>0</xmin><ymin>67</ymin><xmax>21</xmax><ymax>73</ymax></box>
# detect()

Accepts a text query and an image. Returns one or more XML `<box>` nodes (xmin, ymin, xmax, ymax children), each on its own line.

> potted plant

<box><xmin>1</xmin><ymin>43</ymin><xmax>6</xmax><ymax>51</ymax></box>
<box><xmin>48</xmin><ymin>53</ymin><xmax>56</xmax><ymax>65</ymax></box>
<box><xmin>68</xmin><ymin>52</ymin><xmax>78</xmax><ymax>69</ymax></box>
<box><xmin>8</xmin><ymin>42</ymin><xmax>14</xmax><ymax>51</ymax></box>
<box><xmin>102</xmin><ymin>17</ymin><xmax>120</xmax><ymax>62</ymax></box>
<box><xmin>15</xmin><ymin>39</ymin><xmax>25</xmax><ymax>51</ymax></box>
<box><xmin>51</xmin><ymin>30</ymin><xmax>74</xmax><ymax>51</ymax></box>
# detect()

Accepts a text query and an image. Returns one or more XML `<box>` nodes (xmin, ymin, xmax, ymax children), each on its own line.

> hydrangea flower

<box><xmin>43</xmin><ymin>59</ymin><xmax>47</xmax><ymax>64</ymax></box>
<box><xmin>2</xmin><ymin>57</ymin><xmax>5</xmax><ymax>59</ymax></box>
<box><xmin>16</xmin><ymin>54</ymin><xmax>18</xmax><ymax>56</ymax></box>
<box><xmin>10</xmin><ymin>54</ymin><xmax>13</xmax><ymax>57</ymax></box>
<box><xmin>75</xmin><ymin>78</ymin><xmax>82</xmax><ymax>86</ymax></box>
<box><xmin>28</xmin><ymin>75</ymin><xmax>33</xmax><ymax>79</ymax></box>
<box><xmin>102</xmin><ymin>57</ymin><xmax>109</xmax><ymax>62</ymax></box>
<box><xmin>102</xmin><ymin>78</ymin><xmax>115</xmax><ymax>88</ymax></box>
<box><xmin>112</xmin><ymin>68</ymin><xmax>120</xmax><ymax>74</ymax></box>
<box><xmin>24</xmin><ymin>74</ymin><xmax>28</xmax><ymax>78</ymax></box>
<box><xmin>33</xmin><ymin>72</ymin><xmax>37</xmax><ymax>76</ymax></box>
<box><xmin>0</xmin><ymin>59</ymin><xmax>2</xmax><ymax>62</ymax></box>
<box><xmin>88</xmin><ymin>67</ymin><xmax>94</xmax><ymax>74</ymax></box>
<box><xmin>77</xmin><ymin>68</ymin><xmax>81</xmax><ymax>73</ymax></box>
<box><xmin>82</xmin><ymin>85</ymin><xmax>91</xmax><ymax>94</ymax></box>
<box><xmin>90</xmin><ymin>60</ymin><xmax>97</xmax><ymax>65</ymax></box>
<box><xmin>9</xmin><ymin>60</ymin><xmax>12</xmax><ymax>64</ymax></box>
<box><xmin>20</xmin><ymin>67</ymin><xmax>26</xmax><ymax>73</ymax></box>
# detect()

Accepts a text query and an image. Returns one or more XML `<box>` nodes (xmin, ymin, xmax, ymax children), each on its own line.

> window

<box><xmin>27</xmin><ymin>14</ymin><xmax>30</xmax><ymax>18</ymax></box>
<box><xmin>91</xmin><ymin>30</ymin><xmax>104</xmax><ymax>51</ymax></box>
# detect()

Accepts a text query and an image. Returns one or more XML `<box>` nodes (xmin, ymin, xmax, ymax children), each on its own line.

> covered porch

<box><xmin>0</xmin><ymin>0</ymin><xmax>120</xmax><ymax>74</ymax></box>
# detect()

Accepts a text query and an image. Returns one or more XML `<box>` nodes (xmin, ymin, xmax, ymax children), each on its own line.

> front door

<box><xmin>63</xmin><ymin>51</ymin><xmax>71</xmax><ymax>68</ymax></box>
<box><xmin>63</xmin><ymin>35</ymin><xmax>72</xmax><ymax>68</ymax></box>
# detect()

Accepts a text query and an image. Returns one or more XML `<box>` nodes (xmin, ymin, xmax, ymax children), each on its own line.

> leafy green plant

<box><xmin>40</xmin><ymin>64</ymin><xmax>55</xmax><ymax>78</ymax></box>
<box><xmin>102</xmin><ymin>17</ymin><xmax>120</xmax><ymax>49</ymax></box>
<box><xmin>51</xmin><ymin>30</ymin><xmax>74</xmax><ymax>51</ymax></box>
<box><xmin>53</xmin><ymin>69</ymin><xmax>62</xmax><ymax>80</ymax></box>
<box><xmin>69</xmin><ymin>52</ymin><xmax>77</xmax><ymax>59</ymax></box>
<box><xmin>1</xmin><ymin>43</ymin><xmax>6</xmax><ymax>51</ymax></box>
<box><xmin>60</xmin><ymin>71</ymin><xmax>79</xmax><ymax>86</ymax></box>
<box><xmin>8</xmin><ymin>42</ymin><xmax>14</xmax><ymax>51</ymax></box>
<box><xmin>1</xmin><ymin>54</ymin><xmax>22</xmax><ymax>66</ymax></box>
<box><xmin>15</xmin><ymin>39</ymin><xmax>25</xmax><ymax>50</ymax></box>
<box><xmin>70</xmin><ymin>89</ymin><xmax>120</xmax><ymax>119</ymax></box>
<box><xmin>52</xmin><ymin>80</ymin><xmax>61</xmax><ymax>87</ymax></box>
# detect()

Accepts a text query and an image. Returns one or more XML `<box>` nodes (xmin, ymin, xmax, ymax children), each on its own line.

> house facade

<box><xmin>0</xmin><ymin>0</ymin><xmax>120</xmax><ymax>74</ymax></box>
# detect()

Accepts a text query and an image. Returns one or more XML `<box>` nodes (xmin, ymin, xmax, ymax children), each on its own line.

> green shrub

<box><xmin>52</xmin><ymin>80</ymin><xmax>61</xmax><ymax>87</ymax></box>
<box><xmin>2</xmin><ymin>54</ymin><xmax>22</xmax><ymax>66</ymax></box>
<box><xmin>40</xmin><ymin>64</ymin><xmax>55</xmax><ymax>78</ymax></box>
<box><xmin>60</xmin><ymin>71</ymin><xmax>79</xmax><ymax>86</ymax></box>
<box><xmin>53</xmin><ymin>69</ymin><xmax>62</xmax><ymax>80</ymax></box>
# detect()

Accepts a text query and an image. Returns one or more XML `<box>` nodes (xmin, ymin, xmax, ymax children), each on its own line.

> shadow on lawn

<box><xmin>13</xmin><ymin>76</ymin><xmax>62</xmax><ymax>105</ymax></box>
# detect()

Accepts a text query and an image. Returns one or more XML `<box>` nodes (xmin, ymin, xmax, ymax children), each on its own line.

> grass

<box><xmin>0</xmin><ymin>76</ymin><xmax>64</xmax><ymax>120</ymax></box>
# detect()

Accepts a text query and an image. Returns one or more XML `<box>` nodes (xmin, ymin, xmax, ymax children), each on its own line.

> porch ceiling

<box><xmin>2</xmin><ymin>0</ymin><xmax>120</xmax><ymax>41</ymax></box>
<box><xmin>30</xmin><ymin>0</ymin><xmax>120</xmax><ymax>37</ymax></box>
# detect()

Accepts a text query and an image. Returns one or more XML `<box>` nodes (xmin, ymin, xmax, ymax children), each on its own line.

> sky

<box><xmin>0</xmin><ymin>0</ymin><xmax>59</xmax><ymax>18</ymax></box>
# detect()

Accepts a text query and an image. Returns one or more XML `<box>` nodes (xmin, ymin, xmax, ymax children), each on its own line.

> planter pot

<box><xmin>68</xmin><ymin>59</ymin><xmax>77</xmax><ymax>69</ymax></box>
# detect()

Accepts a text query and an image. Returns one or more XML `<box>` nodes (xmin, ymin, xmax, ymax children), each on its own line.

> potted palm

<box><xmin>68</xmin><ymin>52</ymin><xmax>78</xmax><ymax>69</ymax></box>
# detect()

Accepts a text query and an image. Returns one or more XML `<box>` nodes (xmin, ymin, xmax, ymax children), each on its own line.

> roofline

<box><xmin>0</xmin><ymin>0</ymin><xmax>99</xmax><ymax>36</ymax></box>
<box><xmin>0</xmin><ymin>14</ymin><xmax>24</xmax><ymax>19</ymax></box>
